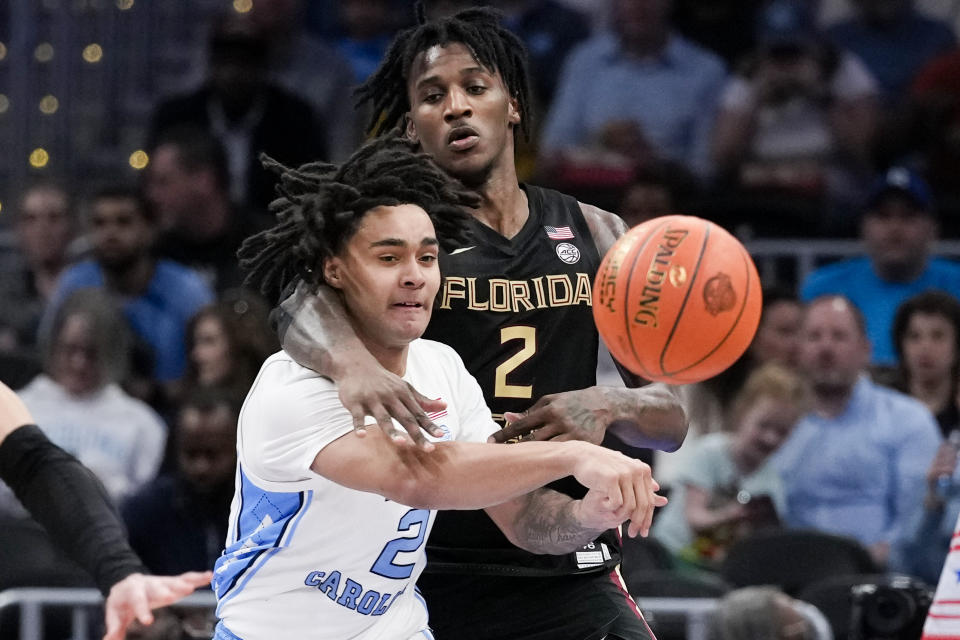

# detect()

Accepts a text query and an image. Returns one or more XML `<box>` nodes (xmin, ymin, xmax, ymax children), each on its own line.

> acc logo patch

<box><xmin>703</xmin><ymin>272</ymin><xmax>736</xmax><ymax>316</ymax></box>
<box><xmin>556</xmin><ymin>242</ymin><xmax>581</xmax><ymax>264</ymax></box>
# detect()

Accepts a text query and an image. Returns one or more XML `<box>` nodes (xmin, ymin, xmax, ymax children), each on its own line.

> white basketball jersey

<box><xmin>214</xmin><ymin>340</ymin><xmax>499</xmax><ymax>640</ymax></box>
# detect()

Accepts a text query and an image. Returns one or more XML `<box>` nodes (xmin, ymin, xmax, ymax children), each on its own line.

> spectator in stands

<box><xmin>10</xmin><ymin>290</ymin><xmax>166</xmax><ymax>508</ymax></box>
<box><xmin>892</xmin><ymin>290</ymin><xmax>960</xmax><ymax>437</ymax></box>
<box><xmin>43</xmin><ymin>187</ymin><xmax>213</xmax><ymax>383</ymax></box>
<box><xmin>671</xmin><ymin>0</ymin><xmax>765</xmax><ymax>67</ymax></box>
<box><xmin>617</xmin><ymin>161</ymin><xmax>699</xmax><ymax>227</ymax></box>
<box><xmin>123</xmin><ymin>388</ymin><xmax>238</xmax><ymax>577</ymax></box>
<box><xmin>181</xmin><ymin>293</ymin><xmax>277</xmax><ymax>400</ymax></box>
<box><xmin>800</xmin><ymin>166</ymin><xmax>960</xmax><ymax>366</ymax></box>
<box><xmin>145</xmin><ymin>126</ymin><xmax>269</xmax><ymax>293</ymax></box>
<box><xmin>748</xmin><ymin>287</ymin><xmax>803</xmax><ymax>369</ymax></box>
<box><xmin>0</xmin><ymin>182</ymin><xmax>75</xmax><ymax>355</ymax></box>
<box><xmin>890</xmin><ymin>421</ymin><xmax>960</xmax><ymax>586</ymax></box>
<box><xmin>774</xmin><ymin>295</ymin><xmax>941</xmax><ymax>567</ymax></box>
<box><xmin>248</xmin><ymin>0</ymin><xmax>359</xmax><ymax>162</ymax></box>
<box><xmin>332</xmin><ymin>0</ymin><xmax>394</xmax><ymax>85</ymax></box>
<box><xmin>150</xmin><ymin>11</ymin><xmax>326</xmax><ymax>212</ymax></box>
<box><xmin>652</xmin><ymin>364</ymin><xmax>807</xmax><ymax>569</ymax></box>
<box><xmin>489</xmin><ymin>0</ymin><xmax>592</xmax><ymax>110</ymax></box>
<box><xmin>710</xmin><ymin>0</ymin><xmax>878</xmax><ymax>236</ymax></box>
<box><xmin>896</xmin><ymin>48</ymin><xmax>960</xmax><ymax>227</ymax></box>
<box><xmin>539</xmin><ymin>0</ymin><xmax>727</xmax><ymax>182</ymax></box>
<box><xmin>826</xmin><ymin>0</ymin><xmax>956</xmax><ymax>107</ymax></box>
<box><xmin>655</xmin><ymin>288</ymin><xmax>803</xmax><ymax>487</ymax></box>
<box><xmin>714</xmin><ymin>585</ymin><xmax>833</xmax><ymax>640</ymax></box>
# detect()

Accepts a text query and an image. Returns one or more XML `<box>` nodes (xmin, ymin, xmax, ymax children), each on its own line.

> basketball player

<box><xmin>272</xmin><ymin>6</ymin><xmax>687</xmax><ymax>639</ymax></box>
<box><xmin>0</xmin><ymin>380</ymin><xmax>211</xmax><ymax>640</ymax></box>
<box><xmin>215</xmin><ymin>135</ymin><xmax>664</xmax><ymax>640</ymax></box>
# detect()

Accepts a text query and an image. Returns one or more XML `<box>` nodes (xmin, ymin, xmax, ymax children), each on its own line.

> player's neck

<box><xmin>355</xmin><ymin>331</ymin><xmax>409</xmax><ymax>377</ymax></box>
<box><xmin>471</xmin><ymin>165</ymin><xmax>529</xmax><ymax>240</ymax></box>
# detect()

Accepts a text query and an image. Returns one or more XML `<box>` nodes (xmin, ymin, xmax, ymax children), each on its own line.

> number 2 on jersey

<box><xmin>494</xmin><ymin>326</ymin><xmax>536</xmax><ymax>399</ymax></box>
<box><xmin>370</xmin><ymin>508</ymin><xmax>430</xmax><ymax>579</ymax></box>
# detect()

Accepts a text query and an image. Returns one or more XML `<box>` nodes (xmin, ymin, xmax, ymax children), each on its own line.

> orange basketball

<box><xmin>593</xmin><ymin>215</ymin><xmax>762</xmax><ymax>384</ymax></box>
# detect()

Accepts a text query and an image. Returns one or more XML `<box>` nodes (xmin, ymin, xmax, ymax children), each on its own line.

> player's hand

<box><xmin>493</xmin><ymin>388</ymin><xmax>614</xmax><ymax>445</ymax></box>
<box><xmin>336</xmin><ymin>358</ymin><xmax>446</xmax><ymax>451</ymax></box>
<box><xmin>568</xmin><ymin>443</ymin><xmax>667</xmax><ymax>538</ymax></box>
<box><xmin>102</xmin><ymin>571</ymin><xmax>212</xmax><ymax>640</ymax></box>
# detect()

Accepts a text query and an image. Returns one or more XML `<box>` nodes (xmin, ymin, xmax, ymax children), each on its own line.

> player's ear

<box><xmin>507</xmin><ymin>97</ymin><xmax>521</xmax><ymax>126</ymax></box>
<box><xmin>322</xmin><ymin>257</ymin><xmax>343</xmax><ymax>289</ymax></box>
<box><xmin>405</xmin><ymin>115</ymin><xmax>419</xmax><ymax>144</ymax></box>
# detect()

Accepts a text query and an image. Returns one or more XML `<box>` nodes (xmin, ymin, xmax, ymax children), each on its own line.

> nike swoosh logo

<box><xmin>450</xmin><ymin>246</ymin><xmax>476</xmax><ymax>255</ymax></box>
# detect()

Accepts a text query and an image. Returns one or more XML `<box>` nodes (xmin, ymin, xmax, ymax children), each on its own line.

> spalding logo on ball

<box><xmin>593</xmin><ymin>215</ymin><xmax>762</xmax><ymax>384</ymax></box>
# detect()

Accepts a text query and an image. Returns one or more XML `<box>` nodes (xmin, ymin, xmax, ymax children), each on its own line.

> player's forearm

<box><xmin>506</xmin><ymin>489</ymin><xmax>607</xmax><ymax>554</ymax></box>
<box><xmin>0</xmin><ymin>425</ymin><xmax>147</xmax><ymax>594</ymax></box>
<box><xmin>391</xmin><ymin>440</ymin><xmax>586</xmax><ymax>510</ymax></box>
<box><xmin>277</xmin><ymin>282</ymin><xmax>373</xmax><ymax>378</ymax></box>
<box><xmin>605</xmin><ymin>384</ymin><xmax>687</xmax><ymax>451</ymax></box>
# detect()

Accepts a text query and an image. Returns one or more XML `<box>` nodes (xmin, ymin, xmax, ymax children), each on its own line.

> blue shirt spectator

<box><xmin>802</xmin><ymin>258</ymin><xmax>960</xmax><ymax>365</ymax></box>
<box><xmin>775</xmin><ymin>376</ymin><xmax>940</xmax><ymax>550</ymax></box>
<box><xmin>496</xmin><ymin>0</ymin><xmax>592</xmax><ymax>108</ymax></box>
<box><xmin>540</xmin><ymin>30</ymin><xmax>726</xmax><ymax>180</ymax></box>
<box><xmin>826</xmin><ymin>1</ymin><xmax>956</xmax><ymax>105</ymax></box>
<box><xmin>800</xmin><ymin>166</ymin><xmax>960</xmax><ymax>365</ymax></box>
<box><xmin>47</xmin><ymin>260</ymin><xmax>212</xmax><ymax>382</ymax></box>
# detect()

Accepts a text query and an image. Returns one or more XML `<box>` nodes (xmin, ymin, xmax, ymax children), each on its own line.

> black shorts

<box><xmin>418</xmin><ymin>569</ymin><xmax>655</xmax><ymax>640</ymax></box>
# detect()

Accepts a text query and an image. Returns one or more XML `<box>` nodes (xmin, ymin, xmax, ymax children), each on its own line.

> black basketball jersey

<box><xmin>421</xmin><ymin>184</ymin><xmax>621</xmax><ymax>577</ymax></box>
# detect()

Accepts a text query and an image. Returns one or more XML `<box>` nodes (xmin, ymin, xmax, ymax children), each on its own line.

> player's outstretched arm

<box><xmin>102</xmin><ymin>571</ymin><xmax>213</xmax><ymax>640</ymax></box>
<box><xmin>0</xmin><ymin>381</ymin><xmax>213</xmax><ymax>639</ymax></box>
<box><xmin>311</xmin><ymin>426</ymin><xmax>665</xmax><ymax>535</ymax></box>
<box><xmin>277</xmin><ymin>281</ymin><xmax>446</xmax><ymax>449</ymax></box>
<box><xmin>493</xmin><ymin>384</ymin><xmax>687</xmax><ymax>451</ymax></box>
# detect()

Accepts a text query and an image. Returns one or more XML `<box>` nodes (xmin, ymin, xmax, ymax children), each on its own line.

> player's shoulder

<box><xmin>248</xmin><ymin>351</ymin><xmax>336</xmax><ymax>400</ymax></box>
<box><xmin>576</xmin><ymin>201</ymin><xmax>627</xmax><ymax>255</ymax></box>
<box><xmin>409</xmin><ymin>338</ymin><xmax>465</xmax><ymax>368</ymax></box>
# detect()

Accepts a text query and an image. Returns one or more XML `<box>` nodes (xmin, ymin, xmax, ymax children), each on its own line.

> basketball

<box><xmin>593</xmin><ymin>215</ymin><xmax>762</xmax><ymax>384</ymax></box>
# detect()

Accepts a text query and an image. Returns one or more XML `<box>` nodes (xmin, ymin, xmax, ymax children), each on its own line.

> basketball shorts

<box><xmin>417</xmin><ymin>568</ymin><xmax>655</xmax><ymax>640</ymax></box>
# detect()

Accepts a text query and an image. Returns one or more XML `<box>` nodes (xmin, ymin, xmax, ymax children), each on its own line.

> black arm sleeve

<box><xmin>0</xmin><ymin>425</ymin><xmax>148</xmax><ymax>594</ymax></box>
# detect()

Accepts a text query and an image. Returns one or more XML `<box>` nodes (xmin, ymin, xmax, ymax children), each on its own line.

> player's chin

<box><xmin>390</xmin><ymin>319</ymin><xmax>430</xmax><ymax>342</ymax></box>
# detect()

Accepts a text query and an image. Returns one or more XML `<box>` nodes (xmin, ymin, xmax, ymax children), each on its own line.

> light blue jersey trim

<box><xmin>213</xmin><ymin>622</ymin><xmax>244</xmax><ymax>640</ymax></box>
<box><xmin>214</xmin><ymin>467</ymin><xmax>313</xmax><ymax>613</ymax></box>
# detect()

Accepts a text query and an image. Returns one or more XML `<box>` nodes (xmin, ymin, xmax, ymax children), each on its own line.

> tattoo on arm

<box><xmin>515</xmin><ymin>489</ymin><xmax>605</xmax><ymax>554</ymax></box>
<box><xmin>605</xmin><ymin>384</ymin><xmax>688</xmax><ymax>451</ymax></box>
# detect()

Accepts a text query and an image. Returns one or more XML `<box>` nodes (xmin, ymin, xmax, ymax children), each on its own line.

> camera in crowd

<box><xmin>850</xmin><ymin>576</ymin><xmax>933</xmax><ymax>640</ymax></box>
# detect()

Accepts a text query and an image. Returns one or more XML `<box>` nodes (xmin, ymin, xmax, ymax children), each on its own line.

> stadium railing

<box><xmin>0</xmin><ymin>587</ymin><xmax>217</xmax><ymax>640</ymax></box>
<box><xmin>0</xmin><ymin>588</ymin><xmax>718</xmax><ymax>640</ymax></box>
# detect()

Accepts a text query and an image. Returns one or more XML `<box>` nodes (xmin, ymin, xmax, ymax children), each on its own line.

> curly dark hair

<box><xmin>238</xmin><ymin>132</ymin><xmax>478</xmax><ymax>303</ymax></box>
<box><xmin>355</xmin><ymin>2</ymin><xmax>533</xmax><ymax>139</ymax></box>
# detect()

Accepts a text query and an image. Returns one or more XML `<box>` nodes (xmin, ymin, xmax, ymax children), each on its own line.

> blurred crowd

<box><xmin>3</xmin><ymin>0</ymin><xmax>960</xmax><ymax>638</ymax></box>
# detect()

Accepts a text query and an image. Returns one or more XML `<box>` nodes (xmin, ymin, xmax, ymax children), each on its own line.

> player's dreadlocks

<box><xmin>355</xmin><ymin>2</ymin><xmax>533</xmax><ymax>139</ymax></box>
<box><xmin>239</xmin><ymin>133</ymin><xmax>478</xmax><ymax>303</ymax></box>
